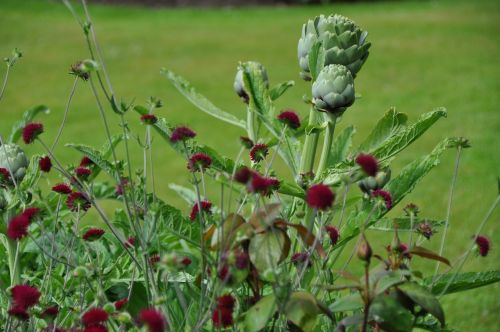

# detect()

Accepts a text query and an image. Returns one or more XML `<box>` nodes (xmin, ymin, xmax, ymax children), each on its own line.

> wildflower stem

<box><xmin>316</xmin><ymin>114</ymin><xmax>337</xmax><ymax>179</ymax></box>
<box><xmin>246</xmin><ymin>105</ymin><xmax>256</xmax><ymax>142</ymax></box>
<box><xmin>51</xmin><ymin>76</ymin><xmax>78</xmax><ymax>152</ymax></box>
<box><xmin>0</xmin><ymin>63</ymin><xmax>11</xmax><ymax>102</ymax></box>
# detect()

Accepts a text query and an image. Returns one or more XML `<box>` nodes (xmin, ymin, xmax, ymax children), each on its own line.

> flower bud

<box><xmin>312</xmin><ymin>64</ymin><xmax>355</xmax><ymax>115</ymax></box>
<box><xmin>234</xmin><ymin>61</ymin><xmax>269</xmax><ymax>103</ymax></box>
<box><xmin>103</xmin><ymin>303</ymin><xmax>115</xmax><ymax>314</ymax></box>
<box><xmin>357</xmin><ymin>235</ymin><xmax>372</xmax><ymax>264</ymax></box>
<box><xmin>0</xmin><ymin>144</ymin><xmax>29</xmax><ymax>182</ymax></box>
<box><xmin>117</xmin><ymin>311</ymin><xmax>132</xmax><ymax>324</ymax></box>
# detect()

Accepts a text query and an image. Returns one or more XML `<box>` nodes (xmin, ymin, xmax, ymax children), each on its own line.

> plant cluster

<box><xmin>0</xmin><ymin>2</ymin><xmax>498</xmax><ymax>332</ymax></box>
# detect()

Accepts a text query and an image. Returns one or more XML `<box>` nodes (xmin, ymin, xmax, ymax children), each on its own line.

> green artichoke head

<box><xmin>312</xmin><ymin>64</ymin><xmax>355</xmax><ymax>115</ymax></box>
<box><xmin>234</xmin><ymin>61</ymin><xmax>269</xmax><ymax>103</ymax></box>
<box><xmin>0</xmin><ymin>143</ymin><xmax>29</xmax><ymax>182</ymax></box>
<box><xmin>298</xmin><ymin>14</ymin><xmax>371</xmax><ymax>80</ymax></box>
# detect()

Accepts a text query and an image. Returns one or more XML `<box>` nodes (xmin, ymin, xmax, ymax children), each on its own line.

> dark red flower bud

<box><xmin>22</xmin><ymin>122</ymin><xmax>44</xmax><ymax>144</ymax></box>
<box><xmin>141</xmin><ymin>114</ymin><xmax>158</xmax><ymax>125</ymax></box>
<box><xmin>8</xmin><ymin>306</ymin><xmax>29</xmax><ymax>320</ymax></box>
<box><xmin>39</xmin><ymin>156</ymin><xmax>52</xmax><ymax>173</ymax></box>
<box><xmin>66</xmin><ymin>192</ymin><xmax>91</xmax><ymax>212</ymax></box>
<box><xmin>217</xmin><ymin>294</ymin><xmax>236</xmax><ymax>310</ymax></box>
<box><xmin>234</xmin><ymin>166</ymin><xmax>251</xmax><ymax>184</ymax></box>
<box><xmin>80</xmin><ymin>156</ymin><xmax>94</xmax><ymax>167</ymax></box>
<box><xmin>239</xmin><ymin>136</ymin><xmax>254</xmax><ymax>149</ymax></box>
<box><xmin>0</xmin><ymin>167</ymin><xmax>12</xmax><ymax>186</ymax></box>
<box><xmin>234</xmin><ymin>251</ymin><xmax>249</xmax><ymax>269</ymax></box>
<box><xmin>82</xmin><ymin>228</ymin><xmax>105</xmax><ymax>241</ymax></box>
<box><xmin>475</xmin><ymin>235</ymin><xmax>490</xmax><ymax>257</ymax></box>
<box><xmin>11</xmin><ymin>284</ymin><xmax>41</xmax><ymax>308</ymax></box>
<box><xmin>150</xmin><ymin>254</ymin><xmax>161</xmax><ymax>265</ymax></box>
<box><xmin>41</xmin><ymin>305</ymin><xmax>59</xmax><ymax>318</ymax></box>
<box><xmin>180</xmin><ymin>257</ymin><xmax>192</xmax><ymax>267</ymax></box>
<box><xmin>22</xmin><ymin>207</ymin><xmax>41</xmax><ymax>223</ymax></box>
<box><xmin>417</xmin><ymin>222</ymin><xmax>433</xmax><ymax>240</ymax></box>
<box><xmin>170</xmin><ymin>126</ymin><xmax>196</xmax><ymax>143</ymax></box>
<box><xmin>277</xmin><ymin>110</ymin><xmax>301</xmax><ymax>129</ymax></box>
<box><xmin>372</xmin><ymin>189</ymin><xmax>392</xmax><ymax>209</ymax></box>
<box><xmin>249</xmin><ymin>143</ymin><xmax>269</xmax><ymax>162</ymax></box>
<box><xmin>82</xmin><ymin>307</ymin><xmax>108</xmax><ymax>327</ymax></box>
<box><xmin>247</xmin><ymin>172</ymin><xmax>279</xmax><ymax>196</ymax></box>
<box><xmin>75</xmin><ymin>166</ymin><xmax>92</xmax><ymax>180</ymax></box>
<box><xmin>291</xmin><ymin>252</ymin><xmax>312</xmax><ymax>267</ymax></box>
<box><xmin>52</xmin><ymin>183</ymin><xmax>72</xmax><ymax>194</ymax></box>
<box><xmin>190</xmin><ymin>200</ymin><xmax>212</xmax><ymax>221</ymax></box>
<box><xmin>355</xmin><ymin>153</ymin><xmax>378</xmax><ymax>177</ymax></box>
<box><xmin>306</xmin><ymin>184</ymin><xmax>335</xmax><ymax>210</ymax></box>
<box><xmin>324</xmin><ymin>226</ymin><xmax>339</xmax><ymax>246</ymax></box>
<box><xmin>114</xmin><ymin>298</ymin><xmax>128</xmax><ymax>310</ymax></box>
<box><xmin>187</xmin><ymin>153</ymin><xmax>212</xmax><ymax>172</ymax></box>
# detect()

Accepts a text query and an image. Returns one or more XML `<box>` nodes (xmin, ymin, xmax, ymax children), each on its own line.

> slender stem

<box><xmin>299</xmin><ymin>107</ymin><xmax>320</xmax><ymax>174</ymax></box>
<box><xmin>316</xmin><ymin>115</ymin><xmax>337</xmax><ymax>179</ymax></box>
<box><xmin>246</xmin><ymin>105</ymin><xmax>256</xmax><ymax>142</ymax></box>
<box><xmin>51</xmin><ymin>76</ymin><xmax>78</xmax><ymax>152</ymax></box>
<box><xmin>0</xmin><ymin>64</ymin><xmax>11</xmax><ymax>102</ymax></box>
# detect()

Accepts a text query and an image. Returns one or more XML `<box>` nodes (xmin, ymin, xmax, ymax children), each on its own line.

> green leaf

<box><xmin>65</xmin><ymin>143</ymin><xmax>119</xmax><ymax>180</ymax></box>
<box><xmin>308</xmin><ymin>41</ymin><xmax>325</xmax><ymax>82</ymax></box>
<box><xmin>278</xmin><ymin>181</ymin><xmax>305</xmax><ymax>199</ymax></box>
<box><xmin>371</xmin><ymin>217</ymin><xmax>444</xmax><ymax>232</ymax></box>
<box><xmin>398</xmin><ymin>282</ymin><xmax>445</xmax><ymax>326</ymax></box>
<box><xmin>241</xmin><ymin>62</ymin><xmax>273</xmax><ymax>117</ymax></box>
<box><xmin>371</xmin><ymin>108</ymin><xmax>447</xmax><ymax>161</ymax></box>
<box><xmin>248</xmin><ymin>229</ymin><xmax>288</xmax><ymax>277</ymax></box>
<box><xmin>9</xmin><ymin>105</ymin><xmax>50</xmax><ymax>143</ymax></box>
<box><xmin>329</xmin><ymin>293</ymin><xmax>363</xmax><ymax>312</ymax></box>
<box><xmin>168</xmin><ymin>183</ymin><xmax>198</xmax><ymax>205</ymax></box>
<box><xmin>20</xmin><ymin>155</ymin><xmax>42</xmax><ymax>191</ymax></box>
<box><xmin>162</xmin><ymin>70</ymin><xmax>246</xmax><ymax>129</ymax></box>
<box><xmin>329</xmin><ymin>125</ymin><xmax>356</xmax><ymax>166</ymax></box>
<box><xmin>269</xmin><ymin>80</ymin><xmax>295</xmax><ymax>101</ymax></box>
<box><xmin>105</xmin><ymin>282</ymin><xmax>148</xmax><ymax>317</ymax></box>
<box><xmin>92</xmin><ymin>182</ymin><xmax>118</xmax><ymax>200</ymax></box>
<box><xmin>99</xmin><ymin>134</ymin><xmax>123</xmax><ymax>160</ymax></box>
<box><xmin>370</xmin><ymin>294</ymin><xmax>413</xmax><ymax>332</ymax></box>
<box><xmin>285</xmin><ymin>291</ymin><xmax>322</xmax><ymax>332</ymax></box>
<box><xmin>357</xmin><ymin>108</ymin><xmax>407</xmax><ymax>153</ymax></box>
<box><xmin>425</xmin><ymin>270</ymin><xmax>500</xmax><ymax>296</ymax></box>
<box><xmin>244</xmin><ymin>294</ymin><xmax>277</xmax><ymax>332</ymax></box>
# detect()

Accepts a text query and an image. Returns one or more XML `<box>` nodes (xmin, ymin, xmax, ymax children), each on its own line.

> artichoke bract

<box><xmin>298</xmin><ymin>14</ymin><xmax>371</xmax><ymax>80</ymax></box>
<box><xmin>234</xmin><ymin>61</ymin><xmax>269</xmax><ymax>103</ymax></box>
<box><xmin>312</xmin><ymin>64</ymin><xmax>355</xmax><ymax>115</ymax></box>
<box><xmin>359</xmin><ymin>169</ymin><xmax>391</xmax><ymax>194</ymax></box>
<box><xmin>0</xmin><ymin>144</ymin><xmax>29</xmax><ymax>182</ymax></box>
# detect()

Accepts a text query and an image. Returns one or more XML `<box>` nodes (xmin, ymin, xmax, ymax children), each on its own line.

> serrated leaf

<box><xmin>241</xmin><ymin>62</ymin><xmax>273</xmax><ymax>117</ymax></box>
<box><xmin>20</xmin><ymin>155</ymin><xmax>42</xmax><ymax>191</ymax></box>
<box><xmin>66</xmin><ymin>143</ymin><xmax>119</xmax><ymax>180</ymax></box>
<box><xmin>357</xmin><ymin>108</ymin><xmax>407</xmax><ymax>153</ymax></box>
<box><xmin>244</xmin><ymin>294</ymin><xmax>277</xmax><ymax>332</ymax></box>
<box><xmin>329</xmin><ymin>125</ymin><xmax>356</xmax><ymax>166</ymax></box>
<box><xmin>398</xmin><ymin>282</ymin><xmax>445</xmax><ymax>326</ymax></box>
<box><xmin>371</xmin><ymin>217</ymin><xmax>444</xmax><ymax>232</ymax></box>
<box><xmin>99</xmin><ymin>134</ymin><xmax>123</xmax><ymax>160</ymax></box>
<box><xmin>162</xmin><ymin>70</ymin><xmax>246</xmax><ymax>129</ymax></box>
<box><xmin>269</xmin><ymin>80</ymin><xmax>295</xmax><ymax>100</ymax></box>
<box><xmin>425</xmin><ymin>270</ymin><xmax>500</xmax><ymax>296</ymax></box>
<box><xmin>9</xmin><ymin>105</ymin><xmax>50</xmax><ymax>143</ymax></box>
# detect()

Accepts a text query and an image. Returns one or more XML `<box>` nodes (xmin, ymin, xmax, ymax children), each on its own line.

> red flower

<box><xmin>75</xmin><ymin>166</ymin><xmax>92</xmax><ymax>180</ymax></box>
<box><xmin>234</xmin><ymin>251</ymin><xmax>249</xmax><ymax>269</ymax></box>
<box><xmin>249</xmin><ymin>143</ymin><xmax>269</xmax><ymax>162</ymax></box>
<box><xmin>138</xmin><ymin>308</ymin><xmax>167</xmax><ymax>332</ymax></box>
<box><xmin>277</xmin><ymin>110</ymin><xmax>301</xmax><ymax>129</ymax></box>
<box><xmin>306</xmin><ymin>184</ymin><xmax>335</xmax><ymax>210</ymax></box>
<box><xmin>84</xmin><ymin>325</ymin><xmax>108</xmax><ymax>332</ymax></box>
<box><xmin>234</xmin><ymin>166</ymin><xmax>252</xmax><ymax>184</ymax></box>
<box><xmin>115</xmin><ymin>177</ymin><xmax>129</xmax><ymax>196</ymax></box>
<box><xmin>8</xmin><ymin>306</ymin><xmax>29</xmax><ymax>320</ymax></box>
<box><xmin>212</xmin><ymin>308</ymin><xmax>233</xmax><ymax>328</ymax></box>
<box><xmin>39</xmin><ymin>156</ymin><xmax>52</xmax><ymax>173</ymax></box>
<box><xmin>7</xmin><ymin>215</ymin><xmax>30</xmax><ymax>240</ymax></box>
<box><xmin>66</xmin><ymin>192</ymin><xmax>91</xmax><ymax>212</ymax></box>
<box><xmin>22</xmin><ymin>122</ymin><xmax>44</xmax><ymax>144</ymax></box>
<box><xmin>82</xmin><ymin>307</ymin><xmax>108</xmax><ymax>327</ymax></box>
<box><xmin>150</xmin><ymin>254</ymin><xmax>161</xmax><ymax>265</ymax></box>
<box><xmin>291</xmin><ymin>252</ymin><xmax>311</xmax><ymax>267</ymax></box>
<box><xmin>248</xmin><ymin>172</ymin><xmax>280</xmax><ymax>196</ymax></box>
<box><xmin>180</xmin><ymin>257</ymin><xmax>192</xmax><ymax>266</ymax></box>
<box><xmin>141</xmin><ymin>114</ymin><xmax>158</xmax><ymax>125</ymax></box>
<box><xmin>355</xmin><ymin>153</ymin><xmax>379</xmax><ymax>177</ymax></box>
<box><xmin>41</xmin><ymin>305</ymin><xmax>59</xmax><ymax>318</ymax></box>
<box><xmin>188</xmin><ymin>153</ymin><xmax>212</xmax><ymax>172</ymax></box>
<box><xmin>22</xmin><ymin>207</ymin><xmax>41</xmax><ymax>222</ymax></box>
<box><xmin>475</xmin><ymin>235</ymin><xmax>490</xmax><ymax>257</ymax></box>
<box><xmin>52</xmin><ymin>183</ymin><xmax>72</xmax><ymax>194</ymax></box>
<box><xmin>218</xmin><ymin>264</ymin><xmax>231</xmax><ymax>282</ymax></box>
<box><xmin>190</xmin><ymin>200</ymin><xmax>212</xmax><ymax>221</ymax></box>
<box><xmin>372</xmin><ymin>189</ymin><xmax>392</xmax><ymax>209</ymax></box>
<box><xmin>114</xmin><ymin>298</ymin><xmax>128</xmax><ymax>310</ymax></box>
<box><xmin>217</xmin><ymin>294</ymin><xmax>236</xmax><ymax>310</ymax></box>
<box><xmin>126</xmin><ymin>236</ymin><xmax>136</xmax><ymax>247</ymax></box>
<box><xmin>324</xmin><ymin>226</ymin><xmax>339</xmax><ymax>246</ymax></box>
<box><xmin>11</xmin><ymin>284</ymin><xmax>41</xmax><ymax>308</ymax></box>
<box><xmin>239</xmin><ymin>136</ymin><xmax>254</xmax><ymax>149</ymax></box>
<box><xmin>80</xmin><ymin>156</ymin><xmax>94</xmax><ymax>167</ymax></box>
<box><xmin>83</xmin><ymin>228</ymin><xmax>105</xmax><ymax>241</ymax></box>
<box><xmin>170</xmin><ymin>126</ymin><xmax>196</xmax><ymax>143</ymax></box>
<box><xmin>0</xmin><ymin>167</ymin><xmax>12</xmax><ymax>186</ymax></box>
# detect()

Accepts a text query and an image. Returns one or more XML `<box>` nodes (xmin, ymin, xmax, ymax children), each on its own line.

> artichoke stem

<box><xmin>246</xmin><ymin>105</ymin><xmax>256</xmax><ymax>142</ymax></box>
<box><xmin>316</xmin><ymin>114</ymin><xmax>337</xmax><ymax>179</ymax></box>
<box><xmin>299</xmin><ymin>107</ymin><xmax>320</xmax><ymax>174</ymax></box>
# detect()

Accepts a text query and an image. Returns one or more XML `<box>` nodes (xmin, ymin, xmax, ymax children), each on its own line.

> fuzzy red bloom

<box><xmin>39</xmin><ymin>156</ymin><xmax>52</xmax><ymax>173</ymax></box>
<box><xmin>126</xmin><ymin>236</ymin><xmax>136</xmax><ymax>247</ymax></box>
<box><xmin>75</xmin><ymin>166</ymin><xmax>92</xmax><ymax>180</ymax></box>
<box><xmin>372</xmin><ymin>189</ymin><xmax>392</xmax><ymax>209</ymax></box>
<box><xmin>306</xmin><ymin>184</ymin><xmax>335</xmax><ymax>210</ymax></box>
<box><xmin>239</xmin><ymin>136</ymin><xmax>254</xmax><ymax>149</ymax></box>
<box><xmin>84</xmin><ymin>324</ymin><xmax>108</xmax><ymax>332</ymax></box>
<box><xmin>82</xmin><ymin>307</ymin><xmax>108</xmax><ymax>327</ymax></box>
<box><xmin>0</xmin><ymin>167</ymin><xmax>12</xmax><ymax>186</ymax></box>
<box><xmin>115</xmin><ymin>177</ymin><xmax>129</xmax><ymax>196</ymax></box>
<box><xmin>22</xmin><ymin>207</ymin><xmax>41</xmax><ymax>222</ymax></box>
<box><xmin>277</xmin><ymin>110</ymin><xmax>301</xmax><ymax>129</ymax></box>
<box><xmin>41</xmin><ymin>305</ymin><xmax>59</xmax><ymax>318</ymax></box>
<box><xmin>22</xmin><ymin>122</ymin><xmax>44</xmax><ymax>144</ymax></box>
<box><xmin>80</xmin><ymin>156</ymin><xmax>94</xmax><ymax>167</ymax></box>
<box><xmin>249</xmin><ymin>143</ymin><xmax>269</xmax><ymax>162</ymax></box>
<box><xmin>8</xmin><ymin>306</ymin><xmax>29</xmax><ymax>320</ymax></box>
<box><xmin>170</xmin><ymin>126</ymin><xmax>196</xmax><ymax>143</ymax></box>
<box><xmin>212</xmin><ymin>308</ymin><xmax>233</xmax><ymax>328</ymax></box>
<box><xmin>150</xmin><ymin>254</ymin><xmax>161</xmax><ymax>265</ymax></box>
<box><xmin>141</xmin><ymin>114</ymin><xmax>158</xmax><ymax>125</ymax></box>
<box><xmin>324</xmin><ymin>226</ymin><xmax>340</xmax><ymax>246</ymax></box>
<box><xmin>218</xmin><ymin>264</ymin><xmax>231</xmax><ymax>282</ymax></box>
<box><xmin>138</xmin><ymin>308</ymin><xmax>167</xmax><ymax>332</ymax></box>
<box><xmin>188</xmin><ymin>153</ymin><xmax>212</xmax><ymax>172</ymax></box>
<box><xmin>180</xmin><ymin>256</ymin><xmax>192</xmax><ymax>266</ymax></box>
<box><xmin>355</xmin><ymin>153</ymin><xmax>379</xmax><ymax>177</ymax></box>
<box><xmin>82</xmin><ymin>228</ymin><xmax>105</xmax><ymax>241</ymax></box>
<box><xmin>217</xmin><ymin>294</ymin><xmax>236</xmax><ymax>310</ymax></box>
<box><xmin>291</xmin><ymin>252</ymin><xmax>311</xmax><ymax>267</ymax></box>
<box><xmin>114</xmin><ymin>298</ymin><xmax>128</xmax><ymax>310</ymax></box>
<box><xmin>66</xmin><ymin>192</ymin><xmax>91</xmax><ymax>212</ymax></box>
<box><xmin>11</xmin><ymin>284</ymin><xmax>41</xmax><ymax>308</ymax></box>
<box><xmin>234</xmin><ymin>251</ymin><xmax>249</xmax><ymax>270</ymax></box>
<box><xmin>190</xmin><ymin>200</ymin><xmax>213</xmax><ymax>221</ymax></box>
<box><xmin>475</xmin><ymin>235</ymin><xmax>490</xmax><ymax>257</ymax></box>
<box><xmin>52</xmin><ymin>183</ymin><xmax>72</xmax><ymax>194</ymax></box>
<box><xmin>248</xmin><ymin>172</ymin><xmax>280</xmax><ymax>196</ymax></box>
<box><xmin>234</xmin><ymin>166</ymin><xmax>252</xmax><ymax>184</ymax></box>
<box><xmin>7</xmin><ymin>215</ymin><xmax>30</xmax><ymax>240</ymax></box>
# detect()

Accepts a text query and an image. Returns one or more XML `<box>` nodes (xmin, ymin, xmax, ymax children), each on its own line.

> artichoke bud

<box><xmin>234</xmin><ymin>61</ymin><xmax>269</xmax><ymax>104</ymax></box>
<box><xmin>0</xmin><ymin>144</ymin><xmax>29</xmax><ymax>182</ymax></box>
<box><xmin>375</xmin><ymin>168</ymin><xmax>391</xmax><ymax>188</ymax></box>
<box><xmin>359</xmin><ymin>168</ymin><xmax>391</xmax><ymax>194</ymax></box>
<box><xmin>298</xmin><ymin>14</ymin><xmax>371</xmax><ymax>80</ymax></box>
<box><xmin>312</xmin><ymin>64</ymin><xmax>355</xmax><ymax>115</ymax></box>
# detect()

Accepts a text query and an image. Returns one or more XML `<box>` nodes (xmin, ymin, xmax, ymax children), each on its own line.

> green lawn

<box><xmin>0</xmin><ymin>0</ymin><xmax>499</xmax><ymax>330</ymax></box>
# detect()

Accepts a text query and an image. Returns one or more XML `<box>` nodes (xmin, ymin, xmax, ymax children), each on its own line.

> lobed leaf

<box><xmin>425</xmin><ymin>270</ymin><xmax>500</xmax><ymax>296</ymax></box>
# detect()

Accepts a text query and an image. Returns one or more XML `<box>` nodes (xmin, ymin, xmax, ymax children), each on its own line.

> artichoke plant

<box><xmin>312</xmin><ymin>64</ymin><xmax>355</xmax><ymax>115</ymax></box>
<box><xmin>359</xmin><ymin>168</ymin><xmax>391</xmax><ymax>194</ymax></box>
<box><xmin>0</xmin><ymin>144</ymin><xmax>29</xmax><ymax>182</ymax></box>
<box><xmin>298</xmin><ymin>14</ymin><xmax>371</xmax><ymax>80</ymax></box>
<box><xmin>234</xmin><ymin>61</ymin><xmax>269</xmax><ymax>103</ymax></box>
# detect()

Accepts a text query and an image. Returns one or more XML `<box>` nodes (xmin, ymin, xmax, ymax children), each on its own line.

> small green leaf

<box><xmin>105</xmin><ymin>282</ymin><xmax>148</xmax><ymax>317</ymax></box>
<box><xmin>278</xmin><ymin>181</ymin><xmax>305</xmax><ymax>199</ymax></box>
<box><xmin>20</xmin><ymin>155</ymin><xmax>41</xmax><ymax>191</ymax></box>
<box><xmin>308</xmin><ymin>42</ymin><xmax>325</xmax><ymax>82</ymax></box>
<box><xmin>241</xmin><ymin>62</ymin><xmax>273</xmax><ymax>117</ymax></box>
<box><xmin>269</xmin><ymin>80</ymin><xmax>295</xmax><ymax>101</ymax></box>
<box><xmin>329</xmin><ymin>293</ymin><xmax>363</xmax><ymax>313</ymax></box>
<box><xmin>9</xmin><ymin>105</ymin><xmax>50</xmax><ymax>143</ymax></box>
<box><xmin>329</xmin><ymin>125</ymin><xmax>356</xmax><ymax>166</ymax></box>
<box><xmin>244</xmin><ymin>294</ymin><xmax>277</xmax><ymax>332</ymax></box>
<box><xmin>398</xmin><ymin>282</ymin><xmax>445</xmax><ymax>326</ymax></box>
<box><xmin>425</xmin><ymin>270</ymin><xmax>500</xmax><ymax>296</ymax></box>
<box><xmin>285</xmin><ymin>292</ymin><xmax>322</xmax><ymax>332</ymax></box>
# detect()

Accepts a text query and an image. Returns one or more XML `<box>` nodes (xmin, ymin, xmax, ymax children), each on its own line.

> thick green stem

<box><xmin>316</xmin><ymin>114</ymin><xmax>337</xmax><ymax>179</ymax></box>
<box><xmin>246</xmin><ymin>105</ymin><xmax>256</xmax><ymax>142</ymax></box>
<box><xmin>299</xmin><ymin>107</ymin><xmax>320</xmax><ymax>174</ymax></box>
<box><xmin>7</xmin><ymin>239</ymin><xmax>20</xmax><ymax>286</ymax></box>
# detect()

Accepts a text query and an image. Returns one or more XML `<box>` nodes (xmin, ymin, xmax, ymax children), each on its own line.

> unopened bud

<box><xmin>357</xmin><ymin>235</ymin><xmax>372</xmax><ymax>263</ymax></box>
<box><xmin>103</xmin><ymin>303</ymin><xmax>115</xmax><ymax>314</ymax></box>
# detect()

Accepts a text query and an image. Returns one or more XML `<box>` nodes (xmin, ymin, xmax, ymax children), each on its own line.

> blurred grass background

<box><xmin>0</xmin><ymin>0</ymin><xmax>499</xmax><ymax>330</ymax></box>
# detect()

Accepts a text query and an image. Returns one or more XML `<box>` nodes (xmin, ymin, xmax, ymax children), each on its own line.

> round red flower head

<box><xmin>0</xmin><ymin>167</ymin><xmax>12</xmax><ymax>186</ymax></box>
<box><xmin>217</xmin><ymin>294</ymin><xmax>236</xmax><ymax>310</ymax></box>
<box><xmin>324</xmin><ymin>226</ymin><xmax>340</xmax><ymax>246</ymax></box>
<box><xmin>277</xmin><ymin>110</ymin><xmax>301</xmax><ymax>129</ymax></box>
<box><xmin>11</xmin><ymin>284</ymin><xmax>41</xmax><ymax>308</ymax></box>
<box><xmin>22</xmin><ymin>122</ymin><xmax>44</xmax><ymax>144</ymax></box>
<box><xmin>114</xmin><ymin>298</ymin><xmax>128</xmax><ymax>310</ymax></box>
<box><xmin>66</xmin><ymin>192</ymin><xmax>91</xmax><ymax>212</ymax></box>
<box><xmin>82</xmin><ymin>307</ymin><xmax>108</xmax><ymax>327</ymax></box>
<box><xmin>234</xmin><ymin>166</ymin><xmax>252</xmax><ymax>184</ymax></box>
<box><xmin>22</xmin><ymin>207</ymin><xmax>41</xmax><ymax>223</ymax></box>
<box><xmin>83</xmin><ymin>228</ymin><xmax>105</xmax><ymax>241</ymax></box>
<box><xmin>190</xmin><ymin>200</ymin><xmax>212</xmax><ymax>221</ymax></box>
<box><xmin>39</xmin><ymin>156</ymin><xmax>52</xmax><ymax>173</ymax></box>
<box><xmin>170</xmin><ymin>126</ymin><xmax>196</xmax><ymax>143</ymax></box>
<box><xmin>8</xmin><ymin>306</ymin><xmax>29</xmax><ymax>320</ymax></box>
<box><xmin>475</xmin><ymin>235</ymin><xmax>490</xmax><ymax>257</ymax></box>
<box><xmin>84</xmin><ymin>325</ymin><xmax>108</xmax><ymax>332</ymax></box>
<box><xmin>291</xmin><ymin>252</ymin><xmax>312</xmax><ymax>267</ymax></box>
<box><xmin>188</xmin><ymin>153</ymin><xmax>212</xmax><ymax>172</ymax></box>
<box><xmin>306</xmin><ymin>184</ymin><xmax>335</xmax><ymax>210</ymax></box>
<box><xmin>248</xmin><ymin>172</ymin><xmax>280</xmax><ymax>196</ymax></box>
<box><xmin>150</xmin><ymin>254</ymin><xmax>161</xmax><ymax>265</ymax></box>
<box><xmin>41</xmin><ymin>305</ymin><xmax>59</xmax><ymax>318</ymax></box>
<box><xmin>75</xmin><ymin>166</ymin><xmax>92</xmax><ymax>180</ymax></box>
<box><xmin>80</xmin><ymin>156</ymin><xmax>94</xmax><ymax>167</ymax></box>
<box><xmin>52</xmin><ymin>183</ymin><xmax>72</xmax><ymax>194</ymax></box>
<box><xmin>249</xmin><ymin>143</ymin><xmax>269</xmax><ymax>162</ymax></box>
<box><xmin>355</xmin><ymin>153</ymin><xmax>379</xmax><ymax>177</ymax></box>
<box><xmin>7</xmin><ymin>215</ymin><xmax>30</xmax><ymax>240</ymax></box>
<box><xmin>372</xmin><ymin>189</ymin><xmax>392</xmax><ymax>209</ymax></box>
<box><xmin>141</xmin><ymin>114</ymin><xmax>158</xmax><ymax>125</ymax></box>
<box><xmin>181</xmin><ymin>256</ymin><xmax>192</xmax><ymax>267</ymax></box>
<box><xmin>239</xmin><ymin>136</ymin><xmax>254</xmax><ymax>149</ymax></box>
<box><xmin>138</xmin><ymin>308</ymin><xmax>167</xmax><ymax>332</ymax></box>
